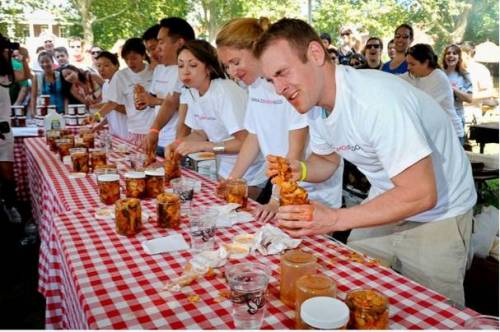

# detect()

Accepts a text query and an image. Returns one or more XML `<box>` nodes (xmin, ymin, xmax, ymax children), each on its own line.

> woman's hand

<box><xmin>266</xmin><ymin>155</ymin><xmax>301</xmax><ymax>183</ymax></box>
<box><xmin>276</xmin><ymin>201</ymin><xmax>339</xmax><ymax>237</ymax></box>
<box><xmin>254</xmin><ymin>199</ymin><xmax>279</xmax><ymax>223</ymax></box>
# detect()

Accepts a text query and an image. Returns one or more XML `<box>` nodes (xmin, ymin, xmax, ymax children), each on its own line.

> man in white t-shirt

<box><xmin>142</xmin><ymin>17</ymin><xmax>195</xmax><ymax>158</ymax></box>
<box><xmin>255</xmin><ymin>18</ymin><xmax>476</xmax><ymax>305</ymax></box>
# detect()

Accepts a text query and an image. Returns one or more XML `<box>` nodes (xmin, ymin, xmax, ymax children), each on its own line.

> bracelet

<box><xmin>299</xmin><ymin>161</ymin><xmax>307</xmax><ymax>181</ymax></box>
<box><xmin>212</xmin><ymin>142</ymin><xmax>225</xmax><ymax>154</ymax></box>
<box><xmin>149</xmin><ymin>127</ymin><xmax>160</xmax><ymax>134</ymax></box>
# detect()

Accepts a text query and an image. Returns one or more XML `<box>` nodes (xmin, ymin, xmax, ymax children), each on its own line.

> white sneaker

<box><xmin>4</xmin><ymin>206</ymin><xmax>22</xmax><ymax>224</ymax></box>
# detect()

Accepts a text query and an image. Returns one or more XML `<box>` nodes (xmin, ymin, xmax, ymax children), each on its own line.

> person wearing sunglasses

<box><xmin>337</xmin><ymin>26</ymin><xmax>361</xmax><ymax>66</ymax></box>
<box><xmin>382</xmin><ymin>23</ymin><xmax>413</xmax><ymax>74</ymax></box>
<box><xmin>359</xmin><ymin>37</ymin><xmax>383</xmax><ymax>69</ymax></box>
<box><xmin>89</xmin><ymin>45</ymin><xmax>103</xmax><ymax>73</ymax></box>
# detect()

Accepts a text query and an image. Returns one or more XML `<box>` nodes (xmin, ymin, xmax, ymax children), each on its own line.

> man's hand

<box><xmin>164</xmin><ymin>142</ymin><xmax>177</xmax><ymax>160</ymax></box>
<box><xmin>146</xmin><ymin>131</ymin><xmax>159</xmax><ymax>158</ymax></box>
<box><xmin>175</xmin><ymin>141</ymin><xmax>210</xmax><ymax>156</ymax></box>
<box><xmin>266</xmin><ymin>155</ymin><xmax>301</xmax><ymax>183</ymax></box>
<box><xmin>135</xmin><ymin>90</ymin><xmax>150</xmax><ymax>106</ymax></box>
<box><xmin>276</xmin><ymin>201</ymin><xmax>338</xmax><ymax>237</ymax></box>
<box><xmin>254</xmin><ymin>199</ymin><xmax>279</xmax><ymax>223</ymax></box>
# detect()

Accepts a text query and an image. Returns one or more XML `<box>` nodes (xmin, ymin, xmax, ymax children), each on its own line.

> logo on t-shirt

<box><xmin>334</xmin><ymin>144</ymin><xmax>361</xmax><ymax>152</ymax></box>
<box><xmin>250</xmin><ymin>97</ymin><xmax>283</xmax><ymax>105</ymax></box>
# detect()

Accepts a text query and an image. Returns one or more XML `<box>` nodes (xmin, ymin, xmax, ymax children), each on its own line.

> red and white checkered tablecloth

<box><xmin>46</xmin><ymin>195</ymin><xmax>478</xmax><ymax>329</ymax></box>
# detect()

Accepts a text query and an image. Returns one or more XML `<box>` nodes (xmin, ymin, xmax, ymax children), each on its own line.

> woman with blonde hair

<box><xmin>216</xmin><ymin>17</ymin><xmax>343</xmax><ymax>222</ymax></box>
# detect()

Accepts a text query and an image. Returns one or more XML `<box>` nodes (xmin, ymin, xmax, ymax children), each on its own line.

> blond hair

<box><xmin>216</xmin><ymin>17</ymin><xmax>271</xmax><ymax>50</ymax></box>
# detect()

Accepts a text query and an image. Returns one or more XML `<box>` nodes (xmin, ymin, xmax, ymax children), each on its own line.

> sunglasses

<box><xmin>70</xmin><ymin>45</ymin><xmax>81</xmax><ymax>49</ymax></box>
<box><xmin>91</xmin><ymin>51</ymin><xmax>102</xmax><ymax>55</ymax></box>
<box><xmin>341</xmin><ymin>32</ymin><xmax>351</xmax><ymax>36</ymax></box>
<box><xmin>366</xmin><ymin>44</ymin><xmax>381</xmax><ymax>49</ymax></box>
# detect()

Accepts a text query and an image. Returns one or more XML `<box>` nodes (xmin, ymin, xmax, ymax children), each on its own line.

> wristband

<box><xmin>212</xmin><ymin>142</ymin><xmax>225</xmax><ymax>154</ymax></box>
<box><xmin>299</xmin><ymin>161</ymin><xmax>307</xmax><ymax>181</ymax></box>
<box><xmin>149</xmin><ymin>128</ymin><xmax>160</xmax><ymax>134</ymax></box>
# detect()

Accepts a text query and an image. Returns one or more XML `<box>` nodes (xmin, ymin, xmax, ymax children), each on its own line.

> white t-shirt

<box><xmin>106</xmin><ymin>65</ymin><xmax>155</xmax><ymax>134</ymax></box>
<box><xmin>246</xmin><ymin>78</ymin><xmax>343</xmax><ymax>207</ymax></box>
<box><xmin>102</xmin><ymin>79</ymin><xmax>128</xmax><ymax>138</ymax></box>
<box><xmin>308</xmin><ymin>65</ymin><xmax>476</xmax><ymax>222</ymax></box>
<box><xmin>185</xmin><ymin>79</ymin><xmax>266</xmax><ymax>185</ymax></box>
<box><xmin>149</xmin><ymin>64</ymin><xmax>183</xmax><ymax>147</ymax></box>
<box><xmin>401</xmin><ymin>69</ymin><xmax>464</xmax><ymax>137</ymax></box>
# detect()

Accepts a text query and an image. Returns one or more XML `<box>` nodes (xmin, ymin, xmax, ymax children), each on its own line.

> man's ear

<box><xmin>307</xmin><ymin>40</ymin><xmax>327</xmax><ymax>65</ymax></box>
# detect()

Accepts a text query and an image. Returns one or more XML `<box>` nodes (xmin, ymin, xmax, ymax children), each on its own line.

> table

<box><xmin>44</xmin><ymin>192</ymin><xmax>478</xmax><ymax>329</ymax></box>
<box><xmin>468</xmin><ymin>122</ymin><xmax>499</xmax><ymax>153</ymax></box>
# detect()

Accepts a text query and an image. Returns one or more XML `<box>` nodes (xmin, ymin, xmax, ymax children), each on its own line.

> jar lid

<box><xmin>145</xmin><ymin>167</ymin><xmax>165</xmax><ymax>176</ymax></box>
<box><xmin>125</xmin><ymin>171</ymin><xmax>145</xmax><ymax>178</ymax></box>
<box><xmin>97</xmin><ymin>173</ymin><xmax>119</xmax><ymax>182</ymax></box>
<box><xmin>300</xmin><ymin>297</ymin><xmax>349</xmax><ymax>329</ymax></box>
<box><xmin>283</xmin><ymin>249</ymin><xmax>315</xmax><ymax>264</ymax></box>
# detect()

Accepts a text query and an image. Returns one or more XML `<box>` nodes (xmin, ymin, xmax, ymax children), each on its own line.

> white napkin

<box><xmin>191</xmin><ymin>246</ymin><xmax>228</xmax><ymax>269</ymax></box>
<box><xmin>142</xmin><ymin>233</ymin><xmax>189</xmax><ymax>255</ymax></box>
<box><xmin>253</xmin><ymin>224</ymin><xmax>302</xmax><ymax>255</ymax></box>
<box><xmin>211</xmin><ymin>203</ymin><xmax>254</xmax><ymax>227</ymax></box>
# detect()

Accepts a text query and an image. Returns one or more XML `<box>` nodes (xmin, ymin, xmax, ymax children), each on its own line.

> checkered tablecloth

<box><xmin>46</xmin><ymin>190</ymin><xmax>478</xmax><ymax>329</ymax></box>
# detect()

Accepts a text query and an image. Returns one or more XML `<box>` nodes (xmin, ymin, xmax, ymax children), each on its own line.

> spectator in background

<box><xmin>387</xmin><ymin>39</ymin><xmax>396</xmax><ymax>60</ymax></box>
<box><xmin>382</xmin><ymin>24</ymin><xmax>413</xmax><ymax>74</ymax></box>
<box><xmin>359</xmin><ymin>37</ymin><xmax>383</xmax><ymax>69</ymax></box>
<box><xmin>60</xmin><ymin>64</ymin><xmax>103</xmax><ymax>108</ymax></box>
<box><xmin>88</xmin><ymin>45</ymin><xmax>103</xmax><ymax>73</ymax></box>
<box><xmin>320</xmin><ymin>32</ymin><xmax>332</xmax><ymax>49</ymax></box>
<box><xmin>442</xmin><ymin>44</ymin><xmax>472</xmax><ymax>137</ymax></box>
<box><xmin>337</xmin><ymin>26</ymin><xmax>361</xmax><ymax>65</ymax></box>
<box><xmin>401</xmin><ymin>44</ymin><xmax>464</xmax><ymax>142</ymax></box>
<box><xmin>10</xmin><ymin>47</ymin><xmax>31</xmax><ymax>107</ymax></box>
<box><xmin>54</xmin><ymin>46</ymin><xmax>70</xmax><ymax>66</ymax></box>
<box><xmin>69</xmin><ymin>37</ymin><xmax>90</xmax><ymax>69</ymax></box>
<box><xmin>40</xmin><ymin>31</ymin><xmax>57</xmax><ymax>57</ymax></box>
<box><xmin>31</xmin><ymin>51</ymin><xmax>67</xmax><ymax>114</ymax></box>
<box><xmin>460</xmin><ymin>41</ymin><xmax>498</xmax><ymax>107</ymax></box>
<box><xmin>142</xmin><ymin>25</ymin><xmax>161</xmax><ymax>71</ymax></box>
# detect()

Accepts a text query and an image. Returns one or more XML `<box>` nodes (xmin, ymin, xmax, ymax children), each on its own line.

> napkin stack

<box><xmin>211</xmin><ymin>203</ymin><xmax>253</xmax><ymax>227</ymax></box>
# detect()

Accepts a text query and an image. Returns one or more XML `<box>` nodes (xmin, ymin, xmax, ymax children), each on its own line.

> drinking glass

<box><xmin>225</xmin><ymin>262</ymin><xmax>271</xmax><ymax>329</ymax></box>
<box><xmin>171</xmin><ymin>177</ymin><xmax>196</xmax><ymax>216</ymax></box>
<box><xmin>463</xmin><ymin>315</ymin><xmax>499</xmax><ymax>330</ymax></box>
<box><xmin>189</xmin><ymin>207</ymin><xmax>218</xmax><ymax>253</ymax></box>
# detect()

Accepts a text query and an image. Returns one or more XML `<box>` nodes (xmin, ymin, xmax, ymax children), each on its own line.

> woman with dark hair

<box><xmin>106</xmin><ymin>38</ymin><xmax>154</xmax><ymax>146</ymax></box>
<box><xmin>442</xmin><ymin>44</ymin><xmax>472</xmax><ymax>136</ymax></box>
<box><xmin>382</xmin><ymin>24</ymin><xmax>413</xmax><ymax>74</ymax></box>
<box><xmin>60</xmin><ymin>64</ymin><xmax>103</xmax><ymax>107</ymax></box>
<box><xmin>402</xmin><ymin>43</ymin><xmax>464</xmax><ymax>142</ymax></box>
<box><xmin>165</xmin><ymin>39</ymin><xmax>267</xmax><ymax>197</ymax></box>
<box><xmin>92</xmin><ymin>51</ymin><xmax>128</xmax><ymax>138</ymax></box>
<box><xmin>31</xmin><ymin>51</ymin><xmax>67</xmax><ymax>114</ymax></box>
<box><xmin>0</xmin><ymin>34</ymin><xmax>30</xmax><ymax>223</ymax></box>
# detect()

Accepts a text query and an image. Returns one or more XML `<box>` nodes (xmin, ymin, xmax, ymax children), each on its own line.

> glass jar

<box><xmin>46</xmin><ymin>129</ymin><xmax>61</xmax><ymax>152</ymax></box>
<box><xmin>145</xmin><ymin>167</ymin><xmax>165</xmax><ymax>198</ymax></box>
<box><xmin>164</xmin><ymin>152</ymin><xmax>182</xmax><ymax>185</ymax></box>
<box><xmin>225</xmin><ymin>178</ymin><xmax>248</xmax><ymax>208</ymax></box>
<box><xmin>345</xmin><ymin>288</ymin><xmax>389</xmax><ymax>330</ymax></box>
<box><xmin>56</xmin><ymin>138</ymin><xmax>74</xmax><ymax>161</ymax></box>
<box><xmin>300</xmin><ymin>297</ymin><xmax>350</xmax><ymax>330</ymax></box>
<box><xmin>295</xmin><ymin>274</ymin><xmax>337</xmax><ymax>329</ymax></box>
<box><xmin>280</xmin><ymin>249</ymin><xmax>317</xmax><ymax>308</ymax></box>
<box><xmin>156</xmin><ymin>192</ymin><xmax>181</xmax><ymax>228</ymax></box>
<box><xmin>82</xmin><ymin>132</ymin><xmax>95</xmax><ymax>149</ymax></box>
<box><xmin>70</xmin><ymin>147</ymin><xmax>89</xmax><ymax>173</ymax></box>
<box><xmin>125</xmin><ymin>171</ymin><xmax>146</xmax><ymax>199</ymax></box>
<box><xmin>115</xmin><ymin>198</ymin><xmax>142</xmax><ymax>236</ymax></box>
<box><xmin>17</xmin><ymin>116</ymin><xmax>26</xmax><ymax>127</ymax></box>
<box><xmin>90</xmin><ymin>148</ymin><xmax>107</xmax><ymax>170</ymax></box>
<box><xmin>96</xmin><ymin>168</ymin><xmax>120</xmax><ymax>205</ymax></box>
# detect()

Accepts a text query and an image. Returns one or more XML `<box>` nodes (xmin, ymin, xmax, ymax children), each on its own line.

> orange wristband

<box><xmin>149</xmin><ymin>128</ymin><xmax>159</xmax><ymax>134</ymax></box>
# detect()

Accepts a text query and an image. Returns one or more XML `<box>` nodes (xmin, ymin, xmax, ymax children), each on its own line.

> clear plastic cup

<box><xmin>171</xmin><ymin>177</ymin><xmax>196</xmax><ymax>216</ymax></box>
<box><xmin>189</xmin><ymin>207</ymin><xmax>218</xmax><ymax>253</ymax></box>
<box><xmin>225</xmin><ymin>262</ymin><xmax>271</xmax><ymax>330</ymax></box>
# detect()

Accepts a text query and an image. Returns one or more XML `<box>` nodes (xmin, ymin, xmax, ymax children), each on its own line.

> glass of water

<box><xmin>171</xmin><ymin>177</ymin><xmax>196</xmax><ymax>216</ymax></box>
<box><xmin>225</xmin><ymin>262</ymin><xmax>271</xmax><ymax>330</ymax></box>
<box><xmin>189</xmin><ymin>207</ymin><xmax>218</xmax><ymax>253</ymax></box>
<box><xmin>463</xmin><ymin>315</ymin><xmax>499</xmax><ymax>330</ymax></box>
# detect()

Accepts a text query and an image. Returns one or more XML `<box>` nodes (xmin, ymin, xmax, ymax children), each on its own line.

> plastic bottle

<box><xmin>44</xmin><ymin>105</ymin><xmax>65</xmax><ymax>131</ymax></box>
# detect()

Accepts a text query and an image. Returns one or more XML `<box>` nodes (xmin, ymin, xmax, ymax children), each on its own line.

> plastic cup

<box><xmin>171</xmin><ymin>177</ymin><xmax>196</xmax><ymax>216</ymax></box>
<box><xmin>189</xmin><ymin>207</ymin><xmax>218</xmax><ymax>253</ymax></box>
<box><xmin>225</xmin><ymin>262</ymin><xmax>271</xmax><ymax>330</ymax></box>
<box><xmin>463</xmin><ymin>315</ymin><xmax>499</xmax><ymax>330</ymax></box>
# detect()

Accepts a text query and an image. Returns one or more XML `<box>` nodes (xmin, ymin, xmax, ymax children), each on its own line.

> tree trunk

<box><xmin>73</xmin><ymin>0</ymin><xmax>94</xmax><ymax>47</ymax></box>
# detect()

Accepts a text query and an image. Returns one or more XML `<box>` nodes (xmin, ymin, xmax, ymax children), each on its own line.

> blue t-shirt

<box><xmin>381</xmin><ymin>60</ymin><xmax>408</xmax><ymax>74</ymax></box>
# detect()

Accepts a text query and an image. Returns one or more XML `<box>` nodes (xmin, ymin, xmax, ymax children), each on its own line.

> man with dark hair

<box><xmin>54</xmin><ymin>46</ymin><xmax>69</xmax><ymax>66</ymax></box>
<box><xmin>142</xmin><ymin>24</ymin><xmax>161</xmax><ymax>70</ymax></box>
<box><xmin>255</xmin><ymin>18</ymin><xmax>476</xmax><ymax>305</ymax></box>
<box><xmin>143</xmin><ymin>17</ymin><xmax>195</xmax><ymax>158</ymax></box>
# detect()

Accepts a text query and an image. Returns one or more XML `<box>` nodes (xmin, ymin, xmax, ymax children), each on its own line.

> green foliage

<box><xmin>464</xmin><ymin>0</ymin><xmax>499</xmax><ymax>44</ymax></box>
